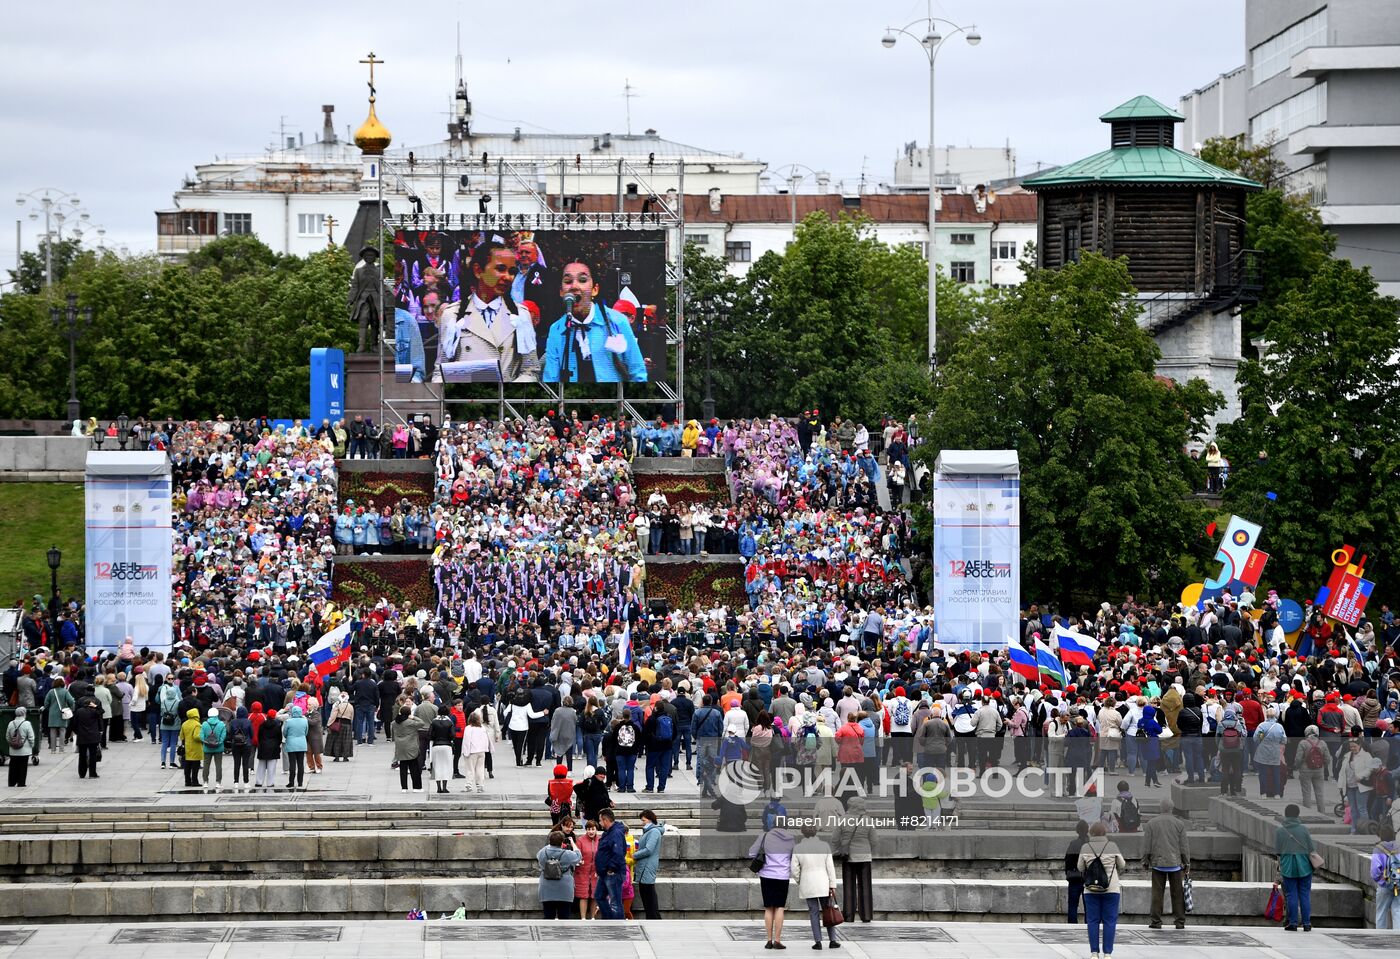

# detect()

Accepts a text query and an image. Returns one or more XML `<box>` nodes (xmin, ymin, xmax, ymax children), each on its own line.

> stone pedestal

<box><xmin>343</xmin><ymin>351</ymin><xmax>444</xmax><ymax>424</ymax></box>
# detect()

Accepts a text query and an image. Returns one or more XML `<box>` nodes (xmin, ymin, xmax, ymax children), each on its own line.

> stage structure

<box><xmin>372</xmin><ymin>155</ymin><xmax>688</xmax><ymax>426</ymax></box>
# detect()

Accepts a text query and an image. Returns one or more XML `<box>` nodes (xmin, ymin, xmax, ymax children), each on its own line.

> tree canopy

<box><xmin>1220</xmin><ymin>257</ymin><xmax>1400</xmax><ymax>600</ymax></box>
<box><xmin>915</xmin><ymin>253</ymin><xmax>1220</xmax><ymax>606</ymax></box>
<box><xmin>0</xmin><ymin>235</ymin><xmax>355</xmax><ymax>421</ymax></box>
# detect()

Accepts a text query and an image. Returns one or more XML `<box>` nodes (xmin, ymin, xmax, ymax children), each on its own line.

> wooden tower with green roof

<box><xmin>1024</xmin><ymin>95</ymin><xmax>1264</xmax><ymax>424</ymax></box>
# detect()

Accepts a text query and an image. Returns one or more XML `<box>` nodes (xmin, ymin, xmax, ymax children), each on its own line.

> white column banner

<box><xmin>84</xmin><ymin>451</ymin><xmax>172</xmax><ymax>652</ymax></box>
<box><xmin>932</xmin><ymin>450</ymin><xmax>1020</xmax><ymax>652</ymax></box>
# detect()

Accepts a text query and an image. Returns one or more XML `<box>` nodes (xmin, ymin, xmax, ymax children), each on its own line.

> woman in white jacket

<box><xmin>789</xmin><ymin>823</ymin><xmax>841</xmax><ymax>949</ymax></box>
<box><xmin>461</xmin><ymin>713</ymin><xmax>492</xmax><ymax>792</ymax></box>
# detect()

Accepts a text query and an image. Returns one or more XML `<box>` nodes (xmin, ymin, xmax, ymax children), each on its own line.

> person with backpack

<box><xmin>640</xmin><ymin>695</ymin><xmax>676</xmax><ymax>792</ymax></box>
<box><xmin>157</xmin><ymin>680</ymin><xmax>182</xmax><ymax>768</ymax></box>
<box><xmin>199</xmin><ymin>707</ymin><xmax>227</xmax><ymax>788</ymax></box>
<box><xmin>1295</xmin><ymin>726</ymin><xmax>1329</xmax><ymax>814</ymax></box>
<box><xmin>1217</xmin><ymin>706</ymin><xmax>1246</xmax><ymax>796</ymax></box>
<box><xmin>178</xmin><ymin>708</ymin><xmax>205</xmax><ymax>787</ymax></box>
<box><xmin>227</xmin><ymin>706</ymin><xmax>254</xmax><ymax>785</ymax></box>
<box><xmin>1078</xmin><ymin>820</ymin><xmax>1126</xmax><ymax>958</ymax></box>
<box><xmin>607</xmin><ymin>714</ymin><xmax>642</xmax><ymax>793</ymax></box>
<box><xmin>1274</xmin><ymin>803</ymin><xmax>1316</xmax><ymax>931</ymax></box>
<box><xmin>546</xmin><ymin>763</ymin><xmax>576</xmax><ymax>824</ymax></box>
<box><xmin>6</xmin><ymin>707</ymin><xmax>35</xmax><ymax>787</ymax></box>
<box><xmin>537</xmin><ymin>828</ymin><xmax>583</xmax><ymax>919</ymax></box>
<box><xmin>1371</xmin><ymin>822</ymin><xmax>1400</xmax><ymax>929</ymax></box>
<box><xmin>1110</xmin><ymin>781</ymin><xmax>1141</xmax><ymax>834</ymax></box>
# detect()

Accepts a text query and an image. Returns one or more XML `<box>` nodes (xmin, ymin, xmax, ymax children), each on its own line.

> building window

<box><xmin>224</xmin><ymin>213</ymin><xmax>253</xmax><ymax>235</ymax></box>
<box><xmin>158</xmin><ymin>211</ymin><xmax>218</xmax><ymax>236</ymax></box>
<box><xmin>1282</xmin><ymin>160</ymin><xmax>1328</xmax><ymax>205</ymax></box>
<box><xmin>1063</xmin><ymin>223</ymin><xmax>1081</xmax><ymax>264</ymax></box>
<box><xmin>949</xmin><ymin>261</ymin><xmax>976</xmax><ymax>283</ymax></box>
<box><xmin>685</xmin><ymin>233</ymin><xmax>709</xmax><ymax>246</ymax></box>
<box><xmin>949</xmin><ymin>232</ymin><xmax>976</xmax><ymax>245</ymax></box>
<box><xmin>992</xmin><ymin>241</ymin><xmax>1017</xmax><ymax>260</ymax></box>
<box><xmin>1250</xmin><ymin>81</ymin><xmax>1327</xmax><ymax>143</ymax></box>
<box><xmin>1250</xmin><ymin>8</ymin><xmax>1328</xmax><ymax>86</ymax></box>
<box><xmin>297</xmin><ymin>213</ymin><xmax>325</xmax><ymax>236</ymax></box>
<box><xmin>725</xmin><ymin>241</ymin><xmax>751</xmax><ymax>263</ymax></box>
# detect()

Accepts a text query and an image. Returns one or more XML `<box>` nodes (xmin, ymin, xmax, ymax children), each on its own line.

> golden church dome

<box><xmin>354</xmin><ymin>101</ymin><xmax>391</xmax><ymax>156</ymax></box>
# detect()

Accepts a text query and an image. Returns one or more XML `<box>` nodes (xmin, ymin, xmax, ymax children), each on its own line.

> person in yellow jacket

<box><xmin>179</xmin><ymin>708</ymin><xmax>204</xmax><ymax>788</ymax></box>
<box><xmin>681</xmin><ymin>420</ymin><xmax>700</xmax><ymax>456</ymax></box>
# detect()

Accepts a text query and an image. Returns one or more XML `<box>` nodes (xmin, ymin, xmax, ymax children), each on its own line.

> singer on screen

<box><xmin>541</xmin><ymin>259</ymin><xmax>648</xmax><ymax>383</ymax></box>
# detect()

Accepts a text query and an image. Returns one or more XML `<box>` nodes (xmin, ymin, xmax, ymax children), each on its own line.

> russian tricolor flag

<box><xmin>1035</xmin><ymin>638</ymin><xmax>1066</xmax><ymax>685</ymax></box>
<box><xmin>1007</xmin><ymin>641</ymin><xmax>1038</xmax><ymax>682</ymax></box>
<box><xmin>1053</xmin><ymin>624</ymin><xmax>1099</xmax><ymax>667</ymax></box>
<box><xmin>307</xmin><ymin>620</ymin><xmax>355</xmax><ymax>677</ymax></box>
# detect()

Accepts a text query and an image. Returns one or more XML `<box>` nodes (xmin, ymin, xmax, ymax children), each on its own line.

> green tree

<box><xmin>917</xmin><ymin>253</ymin><xmax>1220</xmax><ymax>605</ymax></box>
<box><xmin>1220</xmin><ymin>258</ymin><xmax>1400</xmax><ymax>600</ymax></box>
<box><xmin>7</xmin><ymin>237</ymin><xmax>86</xmax><ymax>294</ymax></box>
<box><xmin>1199</xmin><ymin>134</ymin><xmax>1287</xmax><ymax>189</ymax></box>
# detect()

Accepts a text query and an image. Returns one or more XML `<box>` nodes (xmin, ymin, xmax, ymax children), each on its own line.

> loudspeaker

<box><xmin>648</xmin><ymin>599</ymin><xmax>670</xmax><ymax>617</ymax></box>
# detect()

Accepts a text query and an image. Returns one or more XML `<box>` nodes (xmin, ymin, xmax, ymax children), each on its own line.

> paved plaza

<box><xmin>0</xmin><ymin>920</ymin><xmax>1392</xmax><ymax>959</ymax></box>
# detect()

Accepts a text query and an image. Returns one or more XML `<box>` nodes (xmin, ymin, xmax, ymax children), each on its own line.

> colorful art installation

<box><xmin>1181</xmin><ymin>514</ymin><xmax>1269</xmax><ymax>610</ymax></box>
<box><xmin>1314</xmin><ymin>544</ymin><xmax>1375</xmax><ymax>628</ymax></box>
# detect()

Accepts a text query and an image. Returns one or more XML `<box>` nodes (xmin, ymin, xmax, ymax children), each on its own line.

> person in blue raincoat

<box><xmin>542</xmin><ymin>260</ymin><xmax>647</xmax><ymax>383</ymax></box>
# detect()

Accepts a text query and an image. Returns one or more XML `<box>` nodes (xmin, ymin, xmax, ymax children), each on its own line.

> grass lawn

<box><xmin>0</xmin><ymin>483</ymin><xmax>86</xmax><ymax>607</ymax></box>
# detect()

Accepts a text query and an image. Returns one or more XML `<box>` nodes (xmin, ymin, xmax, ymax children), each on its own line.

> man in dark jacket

<box><xmin>351</xmin><ymin>671</ymin><xmax>380</xmax><ymax>744</ymax></box>
<box><xmin>593</xmin><ymin>809</ymin><xmax>628</xmax><ymax>920</ymax></box>
<box><xmin>692</xmin><ymin>696</ymin><xmax>724</xmax><ymax>797</ymax></box>
<box><xmin>643</xmin><ymin>697</ymin><xmax>678</xmax><ymax>793</ymax></box>
<box><xmin>526</xmin><ymin>677</ymin><xmax>557</xmax><ymax>766</ymax></box>
<box><xmin>73</xmin><ymin>696</ymin><xmax>105</xmax><ymax>778</ymax></box>
<box><xmin>672</xmin><ymin>691</ymin><xmax>695</xmax><ymax>771</ymax></box>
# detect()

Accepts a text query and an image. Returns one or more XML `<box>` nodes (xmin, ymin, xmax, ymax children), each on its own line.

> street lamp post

<box><xmin>50</xmin><ymin>293</ymin><xmax>93</xmax><ymax>425</ymax></box>
<box><xmin>46</xmin><ymin>546</ymin><xmax>61</xmax><ymax>632</ymax></box>
<box><xmin>117</xmin><ymin>413</ymin><xmax>129</xmax><ymax>451</ymax></box>
<box><xmin>15</xmin><ymin>189</ymin><xmax>89</xmax><ymax>289</ymax></box>
<box><xmin>771</xmin><ymin>163</ymin><xmax>828</xmax><ymax>233</ymax></box>
<box><xmin>882</xmin><ymin>10</ymin><xmax>981</xmax><ymax>368</ymax></box>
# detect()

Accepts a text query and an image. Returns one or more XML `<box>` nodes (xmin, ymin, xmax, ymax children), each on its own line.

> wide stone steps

<box><xmin>0</xmin><ymin>827</ymin><xmax>1242</xmax><ymax>884</ymax></box>
<box><xmin>0</xmin><ymin>876</ymin><xmax>1362</xmax><ymax>925</ymax></box>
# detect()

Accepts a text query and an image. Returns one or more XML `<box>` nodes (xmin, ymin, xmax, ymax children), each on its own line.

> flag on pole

<box><xmin>619</xmin><ymin>620</ymin><xmax>633</xmax><ymax>671</ymax></box>
<box><xmin>307</xmin><ymin>620</ymin><xmax>355</xmax><ymax>677</ymax></box>
<box><xmin>1007</xmin><ymin>641</ymin><xmax>1038</xmax><ymax>682</ymax></box>
<box><xmin>1035</xmin><ymin>637</ymin><xmax>1065</xmax><ymax>685</ymax></box>
<box><xmin>1347</xmin><ymin>631</ymin><xmax>1368</xmax><ymax>668</ymax></box>
<box><xmin>1053</xmin><ymin>624</ymin><xmax>1100</xmax><ymax>667</ymax></box>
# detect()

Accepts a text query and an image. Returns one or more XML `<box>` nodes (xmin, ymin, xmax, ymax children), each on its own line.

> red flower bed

<box><xmin>633</xmin><ymin>472</ymin><xmax>729</xmax><ymax>506</ymax></box>
<box><xmin>646</xmin><ymin>561</ymin><xmax>747</xmax><ymax>610</ymax></box>
<box><xmin>338</xmin><ymin>470</ymin><xmax>435</xmax><ymax>507</ymax></box>
<box><xmin>332</xmin><ymin>559</ymin><xmax>435</xmax><ymax>610</ymax></box>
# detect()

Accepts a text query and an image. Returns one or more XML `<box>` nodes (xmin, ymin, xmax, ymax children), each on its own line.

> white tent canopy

<box><xmin>933</xmin><ymin>450</ymin><xmax>1020</xmax><ymax>476</ymax></box>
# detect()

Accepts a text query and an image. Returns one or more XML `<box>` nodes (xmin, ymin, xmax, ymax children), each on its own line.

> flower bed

<box><xmin>332</xmin><ymin>559</ymin><xmax>435</xmax><ymax>611</ymax></box>
<box><xmin>646</xmin><ymin>561</ymin><xmax>748</xmax><ymax>610</ymax></box>
<box><xmin>338</xmin><ymin>470</ymin><xmax>435</xmax><ymax>507</ymax></box>
<box><xmin>633</xmin><ymin>471</ymin><xmax>730</xmax><ymax>506</ymax></box>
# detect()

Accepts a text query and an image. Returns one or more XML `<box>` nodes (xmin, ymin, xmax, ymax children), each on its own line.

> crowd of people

<box><xmin>9</xmin><ymin>408</ymin><xmax>1400</xmax><ymax>938</ymax></box>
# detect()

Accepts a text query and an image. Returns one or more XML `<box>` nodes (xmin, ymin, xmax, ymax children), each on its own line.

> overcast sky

<box><xmin>0</xmin><ymin>0</ymin><xmax>1244</xmax><ymax>267</ymax></box>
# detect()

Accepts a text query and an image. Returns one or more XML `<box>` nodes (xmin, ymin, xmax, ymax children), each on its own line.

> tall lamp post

<box><xmin>117</xmin><ymin>413</ymin><xmax>129</xmax><ymax>451</ymax></box>
<box><xmin>882</xmin><ymin>10</ymin><xmax>981</xmax><ymax>369</ymax></box>
<box><xmin>46</xmin><ymin>546</ymin><xmax>62</xmax><ymax>631</ymax></box>
<box><xmin>770</xmin><ymin>163</ymin><xmax>828</xmax><ymax>232</ymax></box>
<box><xmin>50</xmin><ymin>293</ymin><xmax>93</xmax><ymax>425</ymax></box>
<box><xmin>15</xmin><ymin>189</ymin><xmax>89</xmax><ymax>288</ymax></box>
<box><xmin>697</xmin><ymin>295</ymin><xmax>730</xmax><ymax>423</ymax></box>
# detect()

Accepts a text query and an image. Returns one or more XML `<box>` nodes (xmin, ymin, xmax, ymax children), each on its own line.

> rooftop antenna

<box><xmin>622</xmin><ymin>79</ymin><xmax>640</xmax><ymax>136</ymax></box>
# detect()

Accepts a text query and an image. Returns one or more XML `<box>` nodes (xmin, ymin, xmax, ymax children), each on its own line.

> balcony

<box><xmin>1290</xmin><ymin>124</ymin><xmax>1400</xmax><ymax>155</ymax></box>
<box><xmin>1291</xmin><ymin>45</ymin><xmax>1400</xmax><ymax>79</ymax></box>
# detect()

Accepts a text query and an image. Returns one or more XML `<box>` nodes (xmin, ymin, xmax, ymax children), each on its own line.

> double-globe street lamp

<box><xmin>881</xmin><ymin>13</ymin><xmax>981</xmax><ymax>369</ymax></box>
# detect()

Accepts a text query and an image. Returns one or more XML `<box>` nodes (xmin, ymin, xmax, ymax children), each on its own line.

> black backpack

<box><xmin>1117</xmin><ymin>796</ymin><xmax>1141</xmax><ymax>833</ymax></box>
<box><xmin>1082</xmin><ymin>842</ymin><xmax>1113</xmax><ymax>893</ymax></box>
<box><xmin>541</xmin><ymin>855</ymin><xmax>565</xmax><ymax>881</ymax></box>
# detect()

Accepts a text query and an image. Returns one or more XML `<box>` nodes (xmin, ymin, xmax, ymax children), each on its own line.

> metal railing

<box><xmin>1139</xmin><ymin>249</ymin><xmax>1262</xmax><ymax>334</ymax></box>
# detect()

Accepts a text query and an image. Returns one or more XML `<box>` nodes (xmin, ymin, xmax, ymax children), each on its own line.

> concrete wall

<box><xmin>0</xmin><ymin>436</ymin><xmax>93</xmax><ymax>473</ymax></box>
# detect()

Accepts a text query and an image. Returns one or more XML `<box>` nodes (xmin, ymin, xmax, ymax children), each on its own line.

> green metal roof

<box><xmin>1022</xmin><ymin>146</ymin><xmax>1262</xmax><ymax>189</ymax></box>
<box><xmin>1098</xmin><ymin>95</ymin><xmax>1184</xmax><ymax>122</ymax></box>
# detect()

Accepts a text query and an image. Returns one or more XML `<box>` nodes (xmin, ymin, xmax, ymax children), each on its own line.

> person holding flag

<box><xmin>307</xmin><ymin>620</ymin><xmax>358</xmax><ymax>678</ymax></box>
<box><xmin>1054</xmin><ymin>623</ymin><xmax>1100</xmax><ymax>669</ymax></box>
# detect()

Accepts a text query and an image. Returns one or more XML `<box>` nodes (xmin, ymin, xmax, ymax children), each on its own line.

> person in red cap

<box><xmin>546</xmin><ymin>762</ymin><xmax>576</xmax><ymax>824</ymax></box>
